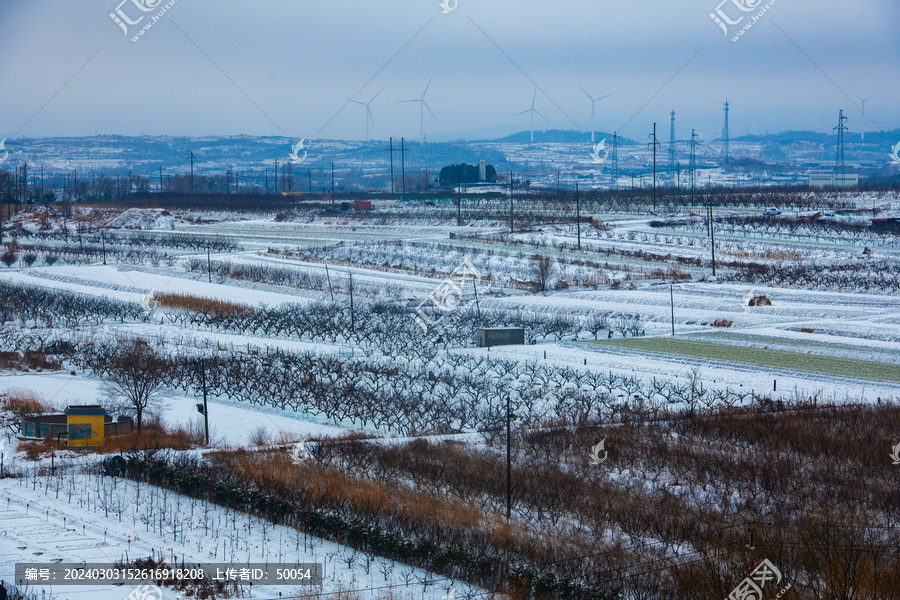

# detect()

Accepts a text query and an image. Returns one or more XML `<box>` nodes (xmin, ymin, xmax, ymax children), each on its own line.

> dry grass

<box><xmin>2</xmin><ymin>387</ymin><xmax>54</xmax><ymax>417</ymax></box>
<box><xmin>18</xmin><ymin>437</ymin><xmax>61</xmax><ymax>460</ymax></box>
<box><xmin>102</xmin><ymin>424</ymin><xmax>204</xmax><ymax>453</ymax></box>
<box><xmin>16</xmin><ymin>423</ymin><xmax>204</xmax><ymax>459</ymax></box>
<box><xmin>153</xmin><ymin>292</ymin><xmax>253</xmax><ymax>316</ymax></box>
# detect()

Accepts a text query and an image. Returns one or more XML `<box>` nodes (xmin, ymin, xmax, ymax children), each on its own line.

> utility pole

<box><xmin>509</xmin><ymin>171</ymin><xmax>514</xmax><ymax>233</ymax></box>
<box><xmin>670</xmin><ymin>284</ymin><xmax>675</xmax><ymax>336</ymax></box>
<box><xmin>331</xmin><ymin>163</ymin><xmax>335</xmax><ymax>207</ymax></box>
<box><xmin>324</xmin><ymin>264</ymin><xmax>334</xmax><ymax>302</ymax></box>
<box><xmin>388</xmin><ymin>137</ymin><xmax>395</xmax><ymax>194</ymax></box>
<box><xmin>399</xmin><ymin>138</ymin><xmax>409</xmax><ymax>195</ymax></box>
<box><xmin>723</xmin><ymin>100</ymin><xmax>730</xmax><ymax>165</ymax></box>
<box><xmin>668</xmin><ymin>110</ymin><xmax>676</xmax><ymax>168</ymax></box>
<box><xmin>188</xmin><ymin>151</ymin><xmax>195</xmax><ymax>194</ymax></box>
<box><xmin>612</xmin><ymin>132</ymin><xmax>619</xmax><ymax>191</ymax></box>
<box><xmin>198</xmin><ymin>359</ymin><xmax>209</xmax><ymax>446</ymax></box>
<box><xmin>101</xmin><ymin>230</ymin><xmax>107</xmax><ymax>265</ymax></box>
<box><xmin>708</xmin><ymin>203</ymin><xmax>717</xmax><ymax>277</ymax></box>
<box><xmin>159</xmin><ymin>166</ymin><xmax>163</xmax><ymax>193</ymax></box>
<box><xmin>649</xmin><ymin>123</ymin><xmax>660</xmax><ymax>210</ymax></box>
<box><xmin>274</xmin><ymin>159</ymin><xmax>279</xmax><ymax>195</ymax></box>
<box><xmin>722</xmin><ymin>100</ymin><xmax>731</xmax><ymax>165</ymax></box>
<box><xmin>690</xmin><ymin>130</ymin><xmax>698</xmax><ymax>207</ymax></box>
<box><xmin>207</xmin><ymin>243</ymin><xmax>212</xmax><ymax>283</ymax></box>
<box><xmin>457</xmin><ymin>165</ymin><xmax>462</xmax><ymax>226</ymax></box>
<box><xmin>576</xmin><ymin>183</ymin><xmax>581</xmax><ymax>249</ymax></box>
<box><xmin>307</xmin><ymin>170</ymin><xmax>312</xmax><ymax>194</ymax></box>
<box><xmin>472</xmin><ymin>279</ymin><xmax>481</xmax><ymax>322</ymax></box>
<box><xmin>676</xmin><ymin>162</ymin><xmax>681</xmax><ymax>197</ymax></box>
<box><xmin>506</xmin><ymin>393</ymin><xmax>512</xmax><ymax>521</ymax></box>
<box><xmin>348</xmin><ymin>272</ymin><xmax>355</xmax><ymax>333</ymax></box>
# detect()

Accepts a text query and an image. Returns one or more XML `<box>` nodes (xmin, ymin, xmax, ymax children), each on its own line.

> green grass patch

<box><xmin>689</xmin><ymin>331</ymin><xmax>900</xmax><ymax>363</ymax></box>
<box><xmin>586</xmin><ymin>337</ymin><xmax>900</xmax><ymax>383</ymax></box>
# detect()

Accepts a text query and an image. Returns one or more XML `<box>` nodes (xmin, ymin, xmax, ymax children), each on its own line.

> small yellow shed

<box><xmin>66</xmin><ymin>405</ymin><xmax>106</xmax><ymax>447</ymax></box>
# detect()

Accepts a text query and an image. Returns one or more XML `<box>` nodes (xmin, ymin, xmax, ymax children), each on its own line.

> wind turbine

<box><xmin>854</xmin><ymin>92</ymin><xmax>879</xmax><ymax>142</ymax></box>
<box><xmin>397</xmin><ymin>77</ymin><xmax>437</xmax><ymax>143</ymax></box>
<box><xmin>578</xmin><ymin>86</ymin><xmax>615</xmax><ymax>143</ymax></box>
<box><xmin>348</xmin><ymin>90</ymin><xmax>382</xmax><ymax>140</ymax></box>
<box><xmin>514</xmin><ymin>89</ymin><xmax>548</xmax><ymax>143</ymax></box>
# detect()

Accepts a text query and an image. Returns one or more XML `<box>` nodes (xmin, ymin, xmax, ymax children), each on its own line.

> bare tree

<box><xmin>1</xmin><ymin>248</ymin><xmax>17</xmax><ymax>268</ymax></box>
<box><xmin>103</xmin><ymin>339</ymin><xmax>165</xmax><ymax>431</ymax></box>
<box><xmin>532</xmin><ymin>255</ymin><xmax>555</xmax><ymax>292</ymax></box>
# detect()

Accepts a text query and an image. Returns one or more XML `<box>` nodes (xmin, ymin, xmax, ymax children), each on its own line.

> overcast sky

<box><xmin>1</xmin><ymin>0</ymin><xmax>898</xmax><ymax>142</ymax></box>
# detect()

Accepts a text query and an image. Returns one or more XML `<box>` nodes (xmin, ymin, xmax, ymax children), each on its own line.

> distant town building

<box><xmin>808</xmin><ymin>172</ymin><xmax>859</xmax><ymax>188</ymax></box>
<box><xmin>439</xmin><ymin>163</ymin><xmax>498</xmax><ymax>187</ymax></box>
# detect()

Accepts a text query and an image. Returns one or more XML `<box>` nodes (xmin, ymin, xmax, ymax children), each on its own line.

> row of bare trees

<box><xmin>123</xmin><ymin>398</ymin><xmax>900</xmax><ymax>600</ymax></box>
<box><xmin>68</xmin><ymin>336</ymin><xmax>789</xmax><ymax>437</ymax></box>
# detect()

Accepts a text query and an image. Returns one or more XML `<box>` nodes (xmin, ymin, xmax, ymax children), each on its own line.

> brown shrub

<box><xmin>711</xmin><ymin>318</ymin><xmax>733</xmax><ymax>327</ymax></box>
<box><xmin>749</xmin><ymin>294</ymin><xmax>772</xmax><ymax>306</ymax></box>
<box><xmin>153</xmin><ymin>292</ymin><xmax>253</xmax><ymax>316</ymax></box>
<box><xmin>2</xmin><ymin>387</ymin><xmax>54</xmax><ymax>417</ymax></box>
<box><xmin>102</xmin><ymin>425</ymin><xmax>203</xmax><ymax>453</ymax></box>
<box><xmin>18</xmin><ymin>437</ymin><xmax>60</xmax><ymax>460</ymax></box>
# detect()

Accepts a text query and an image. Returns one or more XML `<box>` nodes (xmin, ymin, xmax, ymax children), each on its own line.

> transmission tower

<box><xmin>690</xmin><ymin>129</ymin><xmax>698</xmax><ymax>205</ymax></box>
<box><xmin>612</xmin><ymin>132</ymin><xmax>619</xmax><ymax>191</ymax></box>
<box><xmin>834</xmin><ymin>109</ymin><xmax>848</xmax><ymax>183</ymax></box>
<box><xmin>668</xmin><ymin>111</ymin><xmax>676</xmax><ymax>169</ymax></box>
<box><xmin>722</xmin><ymin>101</ymin><xmax>730</xmax><ymax>165</ymax></box>
<box><xmin>649</xmin><ymin>123</ymin><xmax>661</xmax><ymax>209</ymax></box>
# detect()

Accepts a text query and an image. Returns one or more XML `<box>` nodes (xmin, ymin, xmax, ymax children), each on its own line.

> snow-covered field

<box><xmin>0</xmin><ymin>452</ymin><xmax>467</xmax><ymax>600</ymax></box>
<box><xmin>2</xmin><ymin>205</ymin><xmax>899</xmax><ymax>598</ymax></box>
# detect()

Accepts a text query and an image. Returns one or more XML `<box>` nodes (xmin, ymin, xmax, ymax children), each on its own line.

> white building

<box><xmin>808</xmin><ymin>172</ymin><xmax>859</xmax><ymax>188</ymax></box>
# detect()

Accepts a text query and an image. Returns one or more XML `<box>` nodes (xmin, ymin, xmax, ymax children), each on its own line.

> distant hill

<box><xmin>493</xmin><ymin>129</ymin><xmax>636</xmax><ymax>144</ymax></box>
<box><xmin>734</xmin><ymin>128</ymin><xmax>900</xmax><ymax>148</ymax></box>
